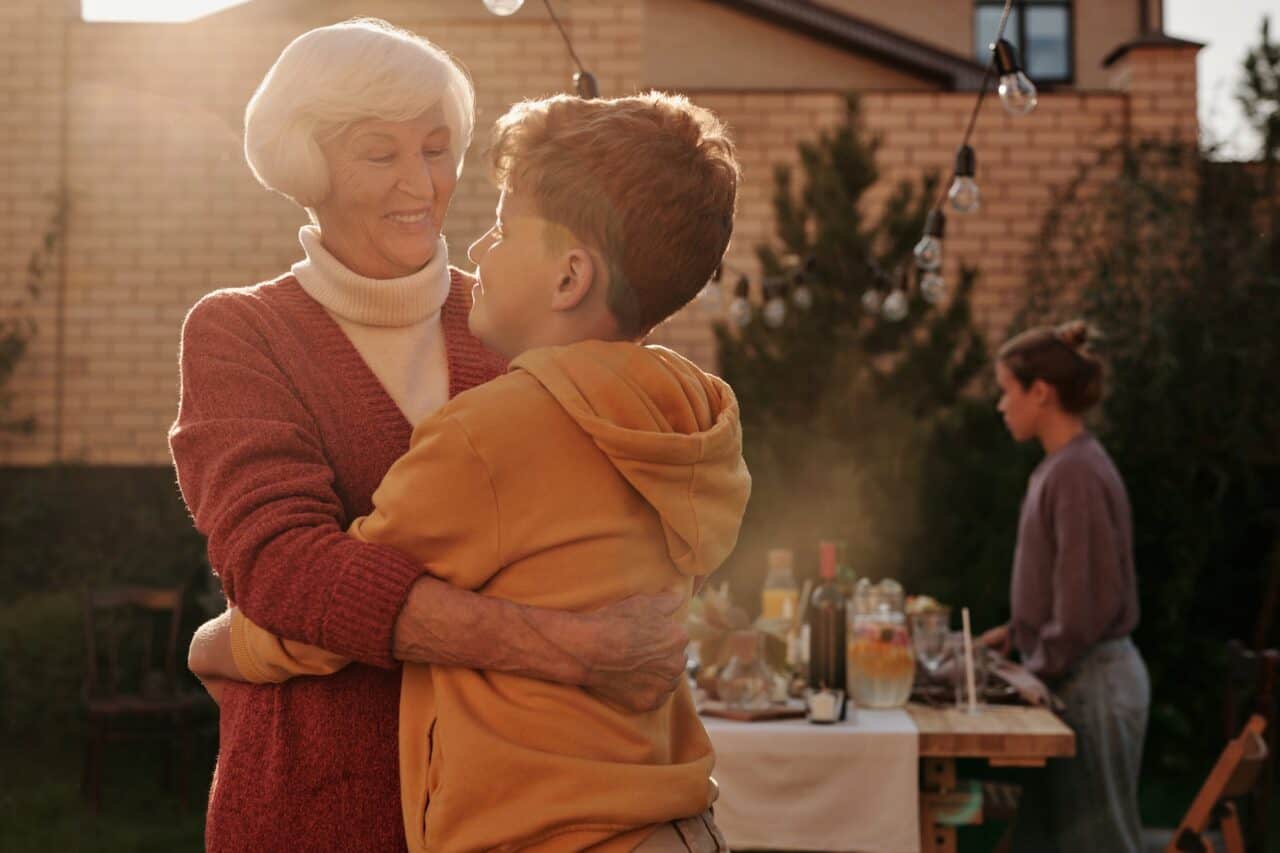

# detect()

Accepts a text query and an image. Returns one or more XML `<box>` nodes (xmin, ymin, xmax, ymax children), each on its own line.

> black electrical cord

<box><xmin>932</xmin><ymin>0</ymin><xmax>1016</xmax><ymax>211</ymax></box>
<box><xmin>541</xmin><ymin>0</ymin><xmax>588</xmax><ymax>75</ymax></box>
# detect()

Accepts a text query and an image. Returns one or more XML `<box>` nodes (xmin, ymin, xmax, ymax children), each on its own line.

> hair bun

<box><xmin>1055</xmin><ymin>320</ymin><xmax>1091</xmax><ymax>350</ymax></box>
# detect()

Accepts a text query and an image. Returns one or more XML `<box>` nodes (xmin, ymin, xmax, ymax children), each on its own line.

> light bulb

<box><xmin>992</xmin><ymin>39</ymin><xmax>1038</xmax><ymax>117</ymax></box>
<box><xmin>483</xmin><ymin>0</ymin><xmax>525</xmax><ymax>15</ymax></box>
<box><xmin>882</xmin><ymin>290</ymin><xmax>909</xmax><ymax>322</ymax></box>
<box><xmin>913</xmin><ymin>235</ymin><xmax>942</xmax><ymax>271</ymax></box>
<box><xmin>999</xmin><ymin>72</ymin><xmax>1038</xmax><ymax>116</ymax></box>
<box><xmin>574</xmin><ymin>71</ymin><xmax>600</xmax><ymax>99</ymax></box>
<box><xmin>698</xmin><ymin>283</ymin><xmax>722</xmax><ymax>311</ymax></box>
<box><xmin>763</xmin><ymin>296</ymin><xmax>787</xmax><ymax>328</ymax></box>
<box><xmin>920</xmin><ymin>272</ymin><xmax>947</xmax><ymax>305</ymax></box>
<box><xmin>792</xmin><ymin>284</ymin><xmax>813</xmax><ymax>310</ymax></box>
<box><xmin>948</xmin><ymin>176</ymin><xmax>981</xmax><ymax>214</ymax></box>
<box><xmin>861</xmin><ymin>288</ymin><xmax>884</xmax><ymax>315</ymax></box>
<box><xmin>949</xmin><ymin>145</ymin><xmax>980</xmax><ymax>214</ymax></box>
<box><xmin>729</xmin><ymin>297</ymin><xmax>752</xmax><ymax>328</ymax></box>
<box><xmin>914</xmin><ymin>208</ymin><xmax>946</xmax><ymax>271</ymax></box>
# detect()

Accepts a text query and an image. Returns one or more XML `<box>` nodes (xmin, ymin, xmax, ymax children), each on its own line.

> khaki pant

<box><xmin>633</xmin><ymin>810</ymin><xmax>728</xmax><ymax>852</ymax></box>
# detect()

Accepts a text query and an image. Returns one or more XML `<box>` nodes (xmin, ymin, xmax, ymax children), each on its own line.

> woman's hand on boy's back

<box><xmin>579</xmin><ymin>588</ymin><xmax>689</xmax><ymax>712</ymax></box>
<box><xmin>395</xmin><ymin>578</ymin><xmax>688</xmax><ymax>713</ymax></box>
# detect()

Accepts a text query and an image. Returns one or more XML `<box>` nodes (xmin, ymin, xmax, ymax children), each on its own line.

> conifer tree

<box><xmin>714</xmin><ymin>96</ymin><xmax>986</xmax><ymax>601</ymax></box>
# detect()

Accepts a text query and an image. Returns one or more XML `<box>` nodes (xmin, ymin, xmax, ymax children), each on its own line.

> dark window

<box><xmin>974</xmin><ymin>1</ymin><xmax>1072</xmax><ymax>84</ymax></box>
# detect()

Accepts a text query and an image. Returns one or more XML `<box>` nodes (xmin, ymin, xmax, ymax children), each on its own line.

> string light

<box><xmin>791</xmin><ymin>268</ymin><xmax>814</xmax><ymax>310</ymax></box>
<box><xmin>861</xmin><ymin>288</ymin><xmax>884</xmax><ymax>315</ymax></box>
<box><xmin>573</xmin><ymin>71</ymin><xmax>600</xmax><ymax>99</ymax></box>
<box><xmin>492</xmin><ymin>0</ymin><xmax>1039</xmax><ymax>326</ymax></box>
<box><xmin>698</xmin><ymin>264</ymin><xmax>724</xmax><ymax>309</ymax></box>
<box><xmin>487</xmin><ymin>1</ymin><xmax>599</xmax><ymax>99</ymax></box>
<box><xmin>913</xmin><ymin>209</ymin><xmax>945</xmax><ymax>271</ymax></box>
<box><xmin>483</xmin><ymin>0</ymin><xmax>524</xmax><ymax>14</ymax></box>
<box><xmin>698</xmin><ymin>0</ymin><xmax>1032</xmax><ymax>325</ymax></box>
<box><xmin>698</xmin><ymin>284</ymin><xmax>722</xmax><ymax>311</ymax></box>
<box><xmin>882</xmin><ymin>289</ymin><xmax>909</xmax><ymax>323</ymax></box>
<box><xmin>729</xmin><ymin>275</ymin><xmax>752</xmax><ymax>328</ymax></box>
<box><xmin>994</xmin><ymin>39</ymin><xmax>1038</xmax><ymax>117</ymax></box>
<box><xmin>895</xmin><ymin>0</ymin><xmax>1032</xmax><ymax>317</ymax></box>
<box><xmin>948</xmin><ymin>145</ymin><xmax>980</xmax><ymax>214</ymax></box>
<box><xmin>920</xmin><ymin>271</ymin><xmax>947</xmax><ymax>304</ymax></box>
<box><xmin>762</xmin><ymin>278</ymin><xmax>788</xmax><ymax>328</ymax></box>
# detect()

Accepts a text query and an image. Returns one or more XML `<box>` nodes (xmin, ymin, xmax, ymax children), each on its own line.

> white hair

<box><xmin>244</xmin><ymin>18</ymin><xmax>475</xmax><ymax>208</ymax></box>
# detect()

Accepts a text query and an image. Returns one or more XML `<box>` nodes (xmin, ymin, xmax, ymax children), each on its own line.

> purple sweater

<box><xmin>1010</xmin><ymin>432</ymin><xmax>1140</xmax><ymax>680</ymax></box>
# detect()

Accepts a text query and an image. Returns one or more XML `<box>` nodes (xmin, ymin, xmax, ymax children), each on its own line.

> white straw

<box><xmin>961</xmin><ymin>607</ymin><xmax>977</xmax><ymax>713</ymax></box>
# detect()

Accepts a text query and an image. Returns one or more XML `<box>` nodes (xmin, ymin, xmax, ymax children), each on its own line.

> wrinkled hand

<box><xmin>978</xmin><ymin>623</ymin><xmax>1012</xmax><ymax>657</ymax></box>
<box><xmin>581</xmin><ymin>589</ymin><xmax>689</xmax><ymax>713</ymax></box>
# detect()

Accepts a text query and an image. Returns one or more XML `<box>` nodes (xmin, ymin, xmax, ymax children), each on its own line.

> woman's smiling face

<box><xmin>312</xmin><ymin>105</ymin><xmax>457</xmax><ymax>279</ymax></box>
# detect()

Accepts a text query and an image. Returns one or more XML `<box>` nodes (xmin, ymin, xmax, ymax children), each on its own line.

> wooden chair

<box><xmin>1223</xmin><ymin>640</ymin><xmax>1280</xmax><ymax>852</ymax></box>
<box><xmin>1160</xmin><ymin>715</ymin><xmax>1269</xmax><ymax>853</ymax></box>
<box><xmin>81</xmin><ymin>585</ymin><xmax>211</xmax><ymax>812</ymax></box>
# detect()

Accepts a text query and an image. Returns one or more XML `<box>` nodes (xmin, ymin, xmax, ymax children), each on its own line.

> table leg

<box><xmin>920</xmin><ymin>757</ymin><xmax>958</xmax><ymax>853</ymax></box>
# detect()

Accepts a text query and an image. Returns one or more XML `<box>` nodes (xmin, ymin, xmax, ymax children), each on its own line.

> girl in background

<box><xmin>980</xmin><ymin>320</ymin><xmax>1149</xmax><ymax>852</ymax></box>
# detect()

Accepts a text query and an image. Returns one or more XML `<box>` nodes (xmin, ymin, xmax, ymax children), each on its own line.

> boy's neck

<box><xmin>506</xmin><ymin>313</ymin><xmax>636</xmax><ymax>360</ymax></box>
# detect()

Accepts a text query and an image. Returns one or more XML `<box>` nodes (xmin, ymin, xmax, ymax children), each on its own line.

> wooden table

<box><xmin>908</xmin><ymin>703</ymin><xmax>1076</xmax><ymax>853</ymax></box>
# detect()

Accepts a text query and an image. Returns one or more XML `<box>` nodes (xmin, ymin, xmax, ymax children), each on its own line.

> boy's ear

<box><xmin>550</xmin><ymin>248</ymin><xmax>599</xmax><ymax>312</ymax></box>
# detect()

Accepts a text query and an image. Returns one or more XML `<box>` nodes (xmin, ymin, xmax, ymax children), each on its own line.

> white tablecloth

<box><xmin>702</xmin><ymin>709</ymin><xmax>920</xmax><ymax>853</ymax></box>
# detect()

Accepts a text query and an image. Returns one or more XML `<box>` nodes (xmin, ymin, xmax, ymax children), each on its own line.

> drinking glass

<box><xmin>910</xmin><ymin>608</ymin><xmax>951</xmax><ymax>679</ymax></box>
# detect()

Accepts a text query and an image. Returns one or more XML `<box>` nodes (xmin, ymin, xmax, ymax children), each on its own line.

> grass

<box><xmin>0</xmin><ymin>729</ymin><xmax>215</xmax><ymax>853</ymax></box>
<box><xmin>1</xmin><ymin>729</ymin><xmax>1274</xmax><ymax>852</ymax></box>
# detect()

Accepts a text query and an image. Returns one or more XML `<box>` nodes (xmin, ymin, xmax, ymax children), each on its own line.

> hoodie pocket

<box><xmin>426</xmin><ymin>716</ymin><xmax>444</xmax><ymax>802</ymax></box>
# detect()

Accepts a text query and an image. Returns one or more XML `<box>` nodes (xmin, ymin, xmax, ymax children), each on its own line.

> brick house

<box><xmin>0</xmin><ymin>0</ymin><xmax>1200</xmax><ymax>465</ymax></box>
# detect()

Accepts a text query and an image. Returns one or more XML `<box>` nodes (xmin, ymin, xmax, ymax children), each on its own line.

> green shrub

<box><xmin>1022</xmin><ymin>140</ymin><xmax>1280</xmax><ymax>772</ymax></box>
<box><xmin>0</xmin><ymin>467</ymin><xmax>214</xmax><ymax>738</ymax></box>
<box><xmin>0</xmin><ymin>589</ymin><xmax>83</xmax><ymax>735</ymax></box>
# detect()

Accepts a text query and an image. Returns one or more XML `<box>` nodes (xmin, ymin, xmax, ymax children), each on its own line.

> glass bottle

<box><xmin>807</xmin><ymin>542</ymin><xmax>847</xmax><ymax>718</ymax></box>
<box><xmin>846</xmin><ymin>578</ymin><xmax>915</xmax><ymax>708</ymax></box>
<box><xmin>716</xmin><ymin>631</ymin><xmax>773</xmax><ymax>711</ymax></box>
<box><xmin>760</xmin><ymin>548</ymin><xmax>799</xmax><ymax>623</ymax></box>
<box><xmin>833</xmin><ymin>539</ymin><xmax>856</xmax><ymax>600</ymax></box>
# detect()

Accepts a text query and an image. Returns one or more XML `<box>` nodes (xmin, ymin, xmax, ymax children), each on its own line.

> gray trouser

<box><xmin>633</xmin><ymin>810</ymin><xmax>728</xmax><ymax>852</ymax></box>
<box><xmin>1011</xmin><ymin>637</ymin><xmax>1150</xmax><ymax>853</ymax></box>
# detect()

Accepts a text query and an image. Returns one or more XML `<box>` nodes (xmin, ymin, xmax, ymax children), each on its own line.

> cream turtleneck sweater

<box><xmin>291</xmin><ymin>225</ymin><xmax>452</xmax><ymax>424</ymax></box>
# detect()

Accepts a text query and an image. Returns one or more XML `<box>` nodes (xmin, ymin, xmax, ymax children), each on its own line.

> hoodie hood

<box><xmin>512</xmin><ymin>341</ymin><xmax>751</xmax><ymax>577</ymax></box>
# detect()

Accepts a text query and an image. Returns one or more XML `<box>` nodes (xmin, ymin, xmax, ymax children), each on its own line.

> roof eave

<box><xmin>705</xmin><ymin>0</ymin><xmax>989</xmax><ymax>91</ymax></box>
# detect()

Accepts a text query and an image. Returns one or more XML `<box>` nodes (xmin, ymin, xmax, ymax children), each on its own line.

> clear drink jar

<box><xmin>846</xmin><ymin>579</ymin><xmax>915</xmax><ymax>708</ymax></box>
<box><xmin>717</xmin><ymin>631</ymin><xmax>774</xmax><ymax>711</ymax></box>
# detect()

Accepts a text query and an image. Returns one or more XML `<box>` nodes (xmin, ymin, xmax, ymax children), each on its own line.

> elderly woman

<box><xmin>171</xmin><ymin>19</ymin><xmax>688</xmax><ymax>851</ymax></box>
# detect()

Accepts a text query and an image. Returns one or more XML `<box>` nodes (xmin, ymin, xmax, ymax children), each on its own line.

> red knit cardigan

<box><xmin>170</xmin><ymin>269</ymin><xmax>505</xmax><ymax>852</ymax></box>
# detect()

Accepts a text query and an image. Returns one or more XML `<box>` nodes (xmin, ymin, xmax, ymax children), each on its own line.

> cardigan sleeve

<box><xmin>169</xmin><ymin>292</ymin><xmax>425</xmax><ymax>668</ymax></box>
<box><xmin>220</xmin><ymin>413</ymin><xmax>503</xmax><ymax>684</ymax></box>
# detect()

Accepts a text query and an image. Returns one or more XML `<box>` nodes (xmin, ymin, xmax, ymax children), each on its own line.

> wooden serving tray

<box><xmin>699</xmin><ymin>701</ymin><xmax>807</xmax><ymax>722</ymax></box>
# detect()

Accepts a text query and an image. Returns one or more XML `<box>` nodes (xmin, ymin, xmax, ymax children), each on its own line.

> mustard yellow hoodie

<box><xmin>230</xmin><ymin>340</ymin><xmax>751</xmax><ymax>852</ymax></box>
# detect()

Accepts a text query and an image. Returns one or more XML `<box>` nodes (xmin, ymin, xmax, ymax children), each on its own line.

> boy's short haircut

<box><xmin>489</xmin><ymin>91</ymin><xmax>739</xmax><ymax>338</ymax></box>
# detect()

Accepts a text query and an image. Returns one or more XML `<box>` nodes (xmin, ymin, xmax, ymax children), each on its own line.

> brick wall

<box><xmin>684</xmin><ymin>89</ymin><xmax>1129</xmax><ymax>345</ymax></box>
<box><xmin>0</xmin><ymin>0</ymin><xmax>72</xmax><ymax>464</ymax></box>
<box><xmin>0</xmin><ymin>0</ymin><xmax>1198</xmax><ymax>465</ymax></box>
